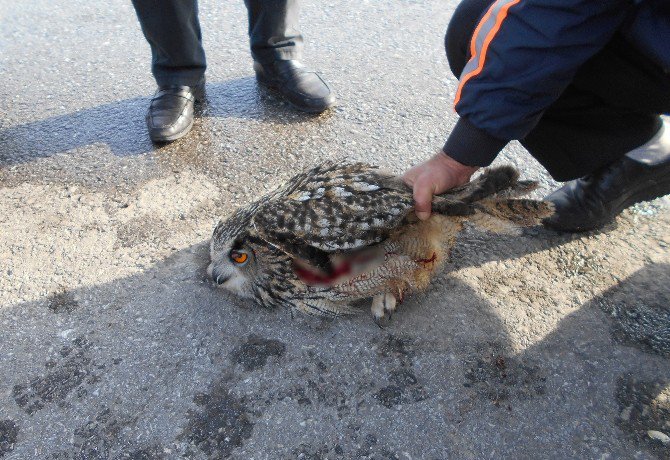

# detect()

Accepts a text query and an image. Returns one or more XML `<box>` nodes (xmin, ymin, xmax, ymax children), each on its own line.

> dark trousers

<box><xmin>446</xmin><ymin>0</ymin><xmax>670</xmax><ymax>181</ymax></box>
<box><xmin>131</xmin><ymin>0</ymin><xmax>302</xmax><ymax>87</ymax></box>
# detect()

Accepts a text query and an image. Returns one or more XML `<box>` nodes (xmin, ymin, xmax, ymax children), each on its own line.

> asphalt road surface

<box><xmin>1</xmin><ymin>1</ymin><xmax>669</xmax><ymax>459</ymax></box>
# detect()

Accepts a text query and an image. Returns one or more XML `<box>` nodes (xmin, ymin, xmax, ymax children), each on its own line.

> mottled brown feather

<box><xmin>209</xmin><ymin>161</ymin><xmax>555</xmax><ymax>319</ymax></box>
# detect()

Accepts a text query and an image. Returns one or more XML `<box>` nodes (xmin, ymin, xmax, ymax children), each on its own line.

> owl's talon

<box><xmin>371</xmin><ymin>292</ymin><xmax>397</xmax><ymax>326</ymax></box>
<box><xmin>373</xmin><ymin>312</ymin><xmax>391</xmax><ymax>329</ymax></box>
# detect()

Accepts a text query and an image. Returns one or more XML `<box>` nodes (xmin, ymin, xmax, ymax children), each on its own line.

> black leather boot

<box><xmin>146</xmin><ymin>79</ymin><xmax>205</xmax><ymax>142</ymax></box>
<box><xmin>543</xmin><ymin>124</ymin><xmax>670</xmax><ymax>232</ymax></box>
<box><xmin>253</xmin><ymin>60</ymin><xmax>335</xmax><ymax>113</ymax></box>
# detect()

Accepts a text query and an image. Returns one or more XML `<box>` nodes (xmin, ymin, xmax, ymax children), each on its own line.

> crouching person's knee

<box><xmin>445</xmin><ymin>0</ymin><xmax>495</xmax><ymax>77</ymax></box>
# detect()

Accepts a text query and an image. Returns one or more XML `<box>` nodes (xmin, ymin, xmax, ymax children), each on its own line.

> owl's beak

<box><xmin>209</xmin><ymin>265</ymin><xmax>230</xmax><ymax>285</ymax></box>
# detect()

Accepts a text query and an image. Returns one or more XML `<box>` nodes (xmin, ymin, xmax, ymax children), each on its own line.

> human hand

<box><xmin>402</xmin><ymin>150</ymin><xmax>480</xmax><ymax>220</ymax></box>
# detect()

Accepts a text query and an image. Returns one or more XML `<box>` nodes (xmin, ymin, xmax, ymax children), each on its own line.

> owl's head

<box><xmin>207</xmin><ymin>206</ymin><xmax>260</xmax><ymax>299</ymax></box>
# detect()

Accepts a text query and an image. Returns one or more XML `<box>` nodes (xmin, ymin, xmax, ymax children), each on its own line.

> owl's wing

<box><xmin>251</xmin><ymin>162</ymin><xmax>414</xmax><ymax>267</ymax></box>
<box><xmin>442</xmin><ymin>165</ymin><xmax>526</xmax><ymax>203</ymax></box>
<box><xmin>431</xmin><ymin>166</ymin><xmax>535</xmax><ymax>215</ymax></box>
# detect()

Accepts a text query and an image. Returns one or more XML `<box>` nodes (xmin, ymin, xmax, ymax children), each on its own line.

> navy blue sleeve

<box><xmin>444</xmin><ymin>0</ymin><xmax>634</xmax><ymax>167</ymax></box>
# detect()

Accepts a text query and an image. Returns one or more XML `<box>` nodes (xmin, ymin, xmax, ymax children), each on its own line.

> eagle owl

<box><xmin>208</xmin><ymin>161</ymin><xmax>552</xmax><ymax>324</ymax></box>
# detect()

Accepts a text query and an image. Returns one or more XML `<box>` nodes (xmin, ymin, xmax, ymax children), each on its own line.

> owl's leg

<box><xmin>371</xmin><ymin>292</ymin><xmax>397</xmax><ymax>327</ymax></box>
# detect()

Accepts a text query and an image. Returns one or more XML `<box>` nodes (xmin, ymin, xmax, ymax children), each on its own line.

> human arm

<box><xmin>406</xmin><ymin>0</ymin><xmax>634</xmax><ymax>219</ymax></box>
<box><xmin>402</xmin><ymin>151</ymin><xmax>479</xmax><ymax>220</ymax></box>
<box><xmin>446</xmin><ymin>0</ymin><xmax>633</xmax><ymax>167</ymax></box>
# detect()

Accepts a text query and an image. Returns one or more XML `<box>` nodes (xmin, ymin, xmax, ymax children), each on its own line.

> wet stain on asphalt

<box><xmin>351</xmin><ymin>432</ymin><xmax>401</xmax><ymax>460</ymax></box>
<box><xmin>47</xmin><ymin>287</ymin><xmax>79</xmax><ymax>314</ymax></box>
<box><xmin>288</xmin><ymin>343</ymin><xmax>426</xmax><ymax>415</ymax></box>
<box><xmin>271</xmin><ymin>350</ymin><xmax>375</xmax><ymax>419</ymax></box>
<box><xmin>374</xmin><ymin>368</ymin><xmax>428</xmax><ymax>409</ymax></box>
<box><xmin>616</xmin><ymin>376</ymin><xmax>670</xmax><ymax>456</ymax></box>
<box><xmin>291</xmin><ymin>425</ymin><xmax>400</xmax><ymax>460</ymax></box>
<box><xmin>599</xmin><ymin>263</ymin><xmax>670</xmax><ymax>357</ymax></box>
<box><xmin>292</xmin><ymin>441</ymin><xmax>344</xmax><ymax>460</ymax></box>
<box><xmin>0</xmin><ymin>420</ymin><xmax>19</xmax><ymax>458</ymax></box>
<box><xmin>13</xmin><ymin>337</ymin><xmax>99</xmax><ymax>414</ymax></box>
<box><xmin>180</xmin><ymin>382</ymin><xmax>254</xmax><ymax>458</ymax></box>
<box><xmin>230</xmin><ymin>335</ymin><xmax>286</xmax><ymax>371</ymax></box>
<box><xmin>49</xmin><ymin>407</ymin><xmax>165</xmax><ymax>460</ymax></box>
<box><xmin>373</xmin><ymin>334</ymin><xmax>428</xmax><ymax>408</ymax></box>
<box><xmin>50</xmin><ymin>407</ymin><xmax>124</xmax><ymax>460</ymax></box>
<box><xmin>462</xmin><ymin>342</ymin><xmax>546</xmax><ymax>406</ymax></box>
<box><xmin>376</xmin><ymin>335</ymin><xmax>415</xmax><ymax>363</ymax></box>
<box><xmin>114</xmin><ymin>445</ymin><xmax>167</xmax><ymax>460</ymax></box>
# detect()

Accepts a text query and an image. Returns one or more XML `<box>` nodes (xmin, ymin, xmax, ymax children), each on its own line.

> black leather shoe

<box><xmin>543</xmin><ymin>154</ymin><xmax>670</xmax><ymax>233</ymax></box>
<box><xmin>146</xmin><ymin>80</ymin><xmax>205</xmax><ymax>142</ymax></box>
<box><xmin>253</xmin><ymin>60</ymin><xmax>335</xmax><ymax>113</ymax></box>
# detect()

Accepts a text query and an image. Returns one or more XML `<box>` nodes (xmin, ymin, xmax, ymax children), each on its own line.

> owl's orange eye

<box><xmin>230</xmin><ymin>252</ymin><xmax>248</xmax><ymax>264</ymax></box>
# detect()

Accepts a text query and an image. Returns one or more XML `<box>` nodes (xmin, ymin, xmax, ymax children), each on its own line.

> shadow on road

<box><xmin>0</xmin><ymin>77</ymin><xmax>327</xmax><ymax>166</ymax></box>
<box><xmin>0</xmin><ymin>236</ymin><xmax>667</xmax><ymax>458</ymax></box>
<box><xmin>449</xmin><ymin>224</ymin><xmax>620</xmax><ymax>271</ymax></box>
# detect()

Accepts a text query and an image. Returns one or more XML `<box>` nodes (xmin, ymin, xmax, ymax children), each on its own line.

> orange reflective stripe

<box><xmin>454</xmin><ymin>0</ymin><xmax>522</xmax><ymax>109</ymax></box>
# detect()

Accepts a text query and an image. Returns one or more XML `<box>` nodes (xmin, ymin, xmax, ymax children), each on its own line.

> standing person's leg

<box><xmin>132</xmin><ymin>0</ymin><xmax>207</xmax><ymax>142</ymax></box>
<box><xmin>243</xmin><ymin>0</ymin><xmax>335</xmax><ymax>113</ymax></box>
<box><xmin>245</xmin><ymin>0</ymin><xmax>303</xmax><ymax>64</ymax></box>
<box><xmin>445</xmin><ymin>0</ymin><xmax>670</xmax><ymax>232</ymax></box>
